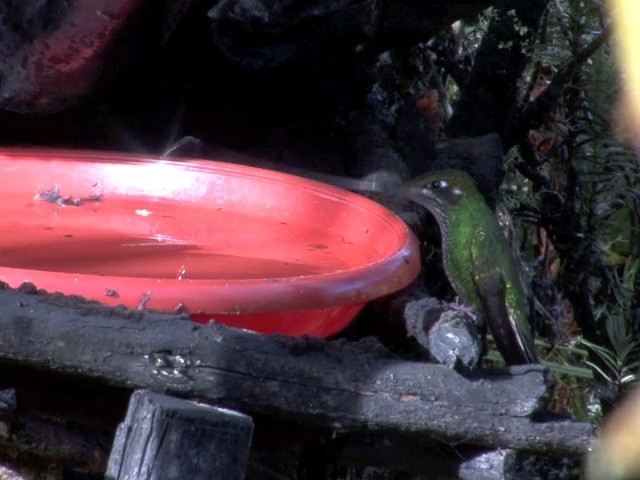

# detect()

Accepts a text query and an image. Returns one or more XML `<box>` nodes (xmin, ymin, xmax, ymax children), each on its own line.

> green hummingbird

<box><xmin>402</xmin><ymin>169</ymin><xmax>538</xmax><ymax>365</ymax></box>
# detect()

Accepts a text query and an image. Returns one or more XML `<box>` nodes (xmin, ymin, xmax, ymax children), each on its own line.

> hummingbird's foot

<box><xmin>448</xmin><ymin>299</ymin><xmax>479</xmax><ymax>323</ymax></box>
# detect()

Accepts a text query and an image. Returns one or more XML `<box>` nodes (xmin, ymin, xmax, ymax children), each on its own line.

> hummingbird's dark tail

<box><xmin>476</xmin><ymin>274</ymin><xmax>538</xmax><ymax>365</ymax></box>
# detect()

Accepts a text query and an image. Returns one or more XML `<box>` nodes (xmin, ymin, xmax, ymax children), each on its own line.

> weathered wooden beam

<box><xmin>106</xmin><ymin>390</ymin><xmax>253</xmax><ymax>480</ymax></box>
<box><xmin>0</xmin><ymin>286</ymin><xmax>595</xmax><ymax>457</ymax></box>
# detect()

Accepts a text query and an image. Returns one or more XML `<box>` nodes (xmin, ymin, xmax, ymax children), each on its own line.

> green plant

<box><xmin>580</xmin><ymin>259</ymin><xmax>640</xmax><ymax>392</ymax></box>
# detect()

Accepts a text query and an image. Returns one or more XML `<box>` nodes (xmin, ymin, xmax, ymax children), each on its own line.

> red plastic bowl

<box><xmin>0</xmin><ymin>148</ymin><xmax>420</xmax><ymax>337</ymax></box>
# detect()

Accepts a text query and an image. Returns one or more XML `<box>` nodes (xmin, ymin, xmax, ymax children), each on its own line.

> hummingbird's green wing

<box><xmin>469</xmin><ymin>226</ymin><xmax>538</xmax><ymax>365</ymax></box>
<box><xmin>472</xmin><ymin>269</ymin><xmax>538</xmax><ymax>364</ymax></box>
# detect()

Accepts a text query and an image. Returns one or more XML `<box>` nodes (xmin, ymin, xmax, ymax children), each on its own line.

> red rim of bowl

<box><xmin>0</xmin><ymin>147</ymin><xmax>422</xmax><ymax>314</ymax></box>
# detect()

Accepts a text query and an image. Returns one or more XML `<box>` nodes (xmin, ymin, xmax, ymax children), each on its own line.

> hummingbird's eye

<box><xmin>430</xmin><ymin>180</ymin><xmax>447</xmax><ymax>189</ymax></box>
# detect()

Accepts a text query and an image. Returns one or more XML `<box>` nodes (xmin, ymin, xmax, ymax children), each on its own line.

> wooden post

<box><xmin>106</xmin><ymin>390</ymin><xmax>253</xmax><ymax>480</ymax></box>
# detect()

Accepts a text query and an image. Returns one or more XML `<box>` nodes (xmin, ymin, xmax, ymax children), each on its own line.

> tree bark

<box><xmin>447</xmin><ymin>0</ymin><xmax>549</xmax><ymax>138</ymax></box>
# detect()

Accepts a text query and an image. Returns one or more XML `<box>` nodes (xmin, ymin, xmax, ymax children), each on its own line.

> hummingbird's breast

<box><xmin>439</xmin><ymin>211</ymin><xmax>482</xmax><ymax>307</ymax></box>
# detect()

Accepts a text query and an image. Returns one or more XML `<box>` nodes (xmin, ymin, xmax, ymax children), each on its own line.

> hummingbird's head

<box><xmin>403</xmin><ymin>169</ymin><xmax>480</xmax><ymax>223</ymax></box>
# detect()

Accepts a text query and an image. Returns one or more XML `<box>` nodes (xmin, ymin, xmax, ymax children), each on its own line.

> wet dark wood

<box><xmin>0</xmin><ymin>286</ymin><xmax>595</xmax><ymax>463</ymax></box>
<box><xmin>107</xmin><ymin>390</ymin><xmax>253</xmax><ymax>480</ymax></box>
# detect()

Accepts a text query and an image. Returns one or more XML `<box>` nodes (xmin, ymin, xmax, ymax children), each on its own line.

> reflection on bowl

<box><xmin>0</xmin><ymin>148</ymin><xmax>420</xmax><ymax>337</ymax></box>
